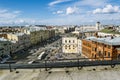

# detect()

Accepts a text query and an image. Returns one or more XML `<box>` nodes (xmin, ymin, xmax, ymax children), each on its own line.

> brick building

<box><xmin>82</xmin><ymin>36</ymin><xmax>120</xmax><ymax>60</ymax></box>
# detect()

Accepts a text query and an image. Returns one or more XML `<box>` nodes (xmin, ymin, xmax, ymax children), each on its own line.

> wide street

<box><xmin>7</xmin><ymin>32</ymin><xmax>84</xmax><ymax>64</ymax></box>
<box><xmin>15</xmin><ymin>35</ymin><xmax>62</xmax><ymax>64</ymax></box>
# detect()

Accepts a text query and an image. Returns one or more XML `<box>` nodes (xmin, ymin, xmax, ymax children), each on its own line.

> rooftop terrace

<box><xmin>0</xmin><ymin>66</ymin><xmax>120</xmax><ymax>80</ymax></box>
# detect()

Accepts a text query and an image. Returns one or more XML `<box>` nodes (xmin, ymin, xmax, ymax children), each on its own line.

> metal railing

<box><xmin>0</xmin><ymin>57</ymin><xmax>120</xmax><ymax>72</ymax></box>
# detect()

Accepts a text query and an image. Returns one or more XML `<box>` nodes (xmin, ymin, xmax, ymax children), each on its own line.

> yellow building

<box><xmin>0</xmin><ymin>33</ymin><xmax>31</xmax><ymax>53</ymax></box>
<box><xmin>26</xmin><ymin>29</ymin><xmax>55</xmax><ymax>45</ymax></box>
<box><xmin>29</xmin><ymin>30</ymin><xmax>47</xmax><ymax>45</ymax></box>
<box><xmin>10</xmin><ymin>33</ymin><xmax>30</xmax><ymax>53</ymax></box>
<box><xmin>0</xmin><ymin>38</ymin><xmax>11</xmax><ymax>58</ymax></box>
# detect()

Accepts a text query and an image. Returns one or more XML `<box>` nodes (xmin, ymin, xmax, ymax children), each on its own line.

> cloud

<box><xmin>53</xmin><ymin>10</ymin><xmax>64</xmax><ymax>14</ymax></box>
<box><xmin>66</xmin><ymin>7</ymin><xmax>79</xmax><ymax>15</ymax></box>
<box><xmin>13</xmin><ymin>11</ymin><xmax>21</xmax><ymax>14</ymax></box>
<box><xmin>0</xmin><ymin>18</ymin><xmax>37</xmax><ymax>26</ymax></box>
<box><xmin>74</xmin><ymin>0</ymin><xmax>107</xmax><ymax>7</ymax></box>
<box><xmin>49</xmin><ymin>0</ymin><xmax>72</xmax><ymax>6</ymax></box>
<box><xmin>0</xmin><ymin>9</ymin><xmax>21</xmax><ymax>19</ymax></box>
<box><xmin>1</xmin><ymin>13</ymin><xmax>120</xmax><ymax>26</ymax></box>
<box><xmin>57</xmin><ymin>10</ymin><xmax>63</xmax><ymax>14</ymax></box>
<box><xmin>93</xmin><ymin>4</ymin><xmax>120</xmax><ymax>14</ymax></box>
<box><xmin>0</xmin><ymin>9</ymin><xmax>8</xmax><ymax>13</ymax></box>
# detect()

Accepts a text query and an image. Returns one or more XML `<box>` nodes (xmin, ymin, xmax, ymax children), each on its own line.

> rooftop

<box><xmin>0</xmin><ymin>37</ymin><xmax>17</xmax><ymax>43</ymax></box>
<box><xmin>14</xmin><ymin>33</ymin><xmax>25</xmax><ymax>36</ymax></box>
<box><xmin>0</xmin><ymin>66</ymin><xmax>120</xmax><ymax>80</ymax></box>
<box><xmin>100</xmin><ymin>29</ymin><xmax>120</xmax><ymax>34</ymax></box>
<box><xmin>25</xmin><ymin>26</ymin><xmax>47</xmax><ymax>32</ymax></box>
<box><xmin>86</xmin><ymin>36</ymin><xmax>120</xmax><ymax>45</ymax></box>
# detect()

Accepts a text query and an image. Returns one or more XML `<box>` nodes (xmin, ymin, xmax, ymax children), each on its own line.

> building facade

<box><xmin>28</xmin><ymin>30</ymin><xmax>55</xmax><ymax>45</ymax></box>
<box><xmin>0</xmin><ymin>33</ymin><xmax>31</xmax><ymax>53</ymax></box>
<box><xmin>78</xmin><ymin>39</ymin><xmax>82</xmax><ymax>54</ymax></box>
<box><xmin>82</xmin><ymin>36</ymin><xmax>120</xmax><ymax>60</ymax></box>
<box><xmin>0</xmin><ymin>38</ymin><xmax>11</xmax><ymax>59</ymax></box>
<box><xmin>62</xmin><ymin>37</ymin><xmax>79</xmax><ymax>54</ymax></box>
<box><xmin>8</xmin><ymin>33</ymin><xmax>31</xmax><ymax>53</ymax></box>
<box><xmin>97</xmin><ymin>32</ymin><xmax>120</xmax><ymax>37</ymax></box>
<box><xmin>23</xmin><ymin>26</ymin><xmax>55</xmax><ymax>45</ymax></box>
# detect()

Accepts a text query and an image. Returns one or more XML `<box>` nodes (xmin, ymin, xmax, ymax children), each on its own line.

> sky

<box><xmin>0</xmin><ymin>0</ymin><xmax>120</xmax><ymax>25</ymax></box>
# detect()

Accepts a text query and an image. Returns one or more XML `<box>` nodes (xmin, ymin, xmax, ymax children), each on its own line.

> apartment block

<box><xmin>23</xmin><ymin>26</ymin><xmax>55</xmax><ymax>45</ymax></box>
<box><xmin>82</xmin><ymin>36</ymin><xmax>120</xmax><ymax>60</ymax></box>
<box><xmin>0</xmin><ymin>33</ymin><xmax>31</xmax><ymax>53</ymax></box>
<box><xmin>9</xmin><ymin>33</ymin><xmax>31</xmax><ymax>53</ymax></box>
<box><xmin>0</xmin><ymin>38</ymin><xmax>11</xmax><ymax>58</ymax></box>
<box><xmin>62</xmin><ymin>37</ymin><xmax>82</xmax><ymax>54</ymax></box>
<box><xmin>27</xmin><ymin>30</ymin><xmax>55</xmax><ymax>45</ymax></box>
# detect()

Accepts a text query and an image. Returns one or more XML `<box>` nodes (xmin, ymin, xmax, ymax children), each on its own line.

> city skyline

<box><xmin>0</xmin><ymin>0</ymin><xmax>120</xmax><ymax>25</ymax></box>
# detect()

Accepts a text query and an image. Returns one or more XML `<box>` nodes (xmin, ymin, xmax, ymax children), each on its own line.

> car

<box><xmin>28</xmin><ymin>60</ymin><xmax>34</xmax><ymax>64</ymax></box>
<box><xmin>0</xmin><ymin>59</ymin><xmax>7</xmax><ymax>64</ymax></box>
<box><xmin>0</xmin><ymin>55</ymin><xmax>11</xmax><ymax>64</ymax></box>
<box><xmin>29</xmin><ymin>50</ymin><xmax>34</xmax><ymax>53</ymax></box>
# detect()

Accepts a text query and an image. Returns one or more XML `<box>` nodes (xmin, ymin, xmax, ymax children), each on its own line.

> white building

<box><xmin>62</xmin><ymin>37</ymin><xmax>82</xmax><ymax>54</ymax></box>
<box><xmin>75</xmin><ymin>25</ymin><xmax>97</xmax><ymax>32</ymax></box>
<box><xmin>98</xmin><ymin>32</ymin><xmax>120</xmax><ymax>37</ymax></box>
<box><xmin>78</xmin><ymin>39</ymin><xmax>82</xmax><ymax>54</ymax></box>
<box><xmin>116</xmin><ymin>26</ymin><xmax>120</xmax><ymax>32</ymax></box>
<box><xmin>75</xmin><ymin>22</ymin><xmax>103</xmax><ymax>32</ymax></box>
<box><xmin>96</xmin><ymin>22</ymin><xmax>100</xmax><ymax>30</ymax></box>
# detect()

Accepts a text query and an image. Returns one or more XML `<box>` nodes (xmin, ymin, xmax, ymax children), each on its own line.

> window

<box><xmin>108</xmin><ymin>45</ymin><xmax>111</xmax><ymax>49</ymax></box>
<box><xmin>65</xmin><ymin>45</ymin><xmax>67</xmax><ymax>49</ymax></box>
<box><xmin>92</xmin><ymin>48</ymin><xmax>96</xmax><ymax>51</ymax></box>
<box><xmin>69</xmin><ymin>40</ymin><xmax>71</xmax><ymax>43</ymax></box>
<box><xmin>98</xmin><ymin>51</ymin><xmax>101</xmax><ymax>56</ymax></box>
<box><xmin>69</xmin><ymin>45</ymin><xmax>71</xmax><ymax>49</ymax></box>
<box><xmin>92</xmin><ymin>48</ymin><xmax>94</xmax><ymax>51</ymax></box>
<box><xmin>104</xmin><ymin>45</ymin><xmax>106</xmax><ymax>47</ymax></box>
<box><xmin>104</xmin><ymin>51</ymin><xmax>106</xmax><ymax>56</ymax></box>
<box><xmin>73</xmin><ymin>45</ymin><xmax>75</xmax><ymax>49</ymax></box>
<box><xmin>108</xmin><ymin>52</ymin><xmax>110</xmax><ymax>58</ymax></box>
<box><xmin>92</xmin><ymin>53</ymin><xmax>94</xmax><ymax>57</ymax></box>
<box><xmin>73</xmin><ymin>40</ymin><xmax>75</xmax><ymax>43</ymax></box>
<box><xmin>95</xmin><ymin>55</ymin><xmax>96</xmax><ymax>58</ymax></box>
<box><xmin>95</xmin><ymin>48</ymin><xmax>97</xmax><ymax>51</ymax></box>
<box><xmin>65</xmin><ymin>40</ymin><xmax>67</xmax><ymax>43</ymax></box>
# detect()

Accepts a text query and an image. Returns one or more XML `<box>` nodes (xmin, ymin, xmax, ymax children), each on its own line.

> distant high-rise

<box><xmin>96</xmin><ymin>22</ymin><xmax>100</xmax><ymax>31</ymax></box>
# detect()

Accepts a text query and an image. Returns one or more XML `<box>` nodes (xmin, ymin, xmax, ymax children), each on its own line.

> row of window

<box><xmin>65</xmin><ymin>40</ymin><xmax>75</xmax><ymax>43</ymax></box>
<box><xmin>82</xmin><ymin>47</ymin><xmax>91</xmax><ymax>53</ymax></box>
<box><xmin>104</xmin><ymin>51</ymin><xmax>110</xmax><ymax>57</ymax></box>
<box><xmin>83</xmin><ymin>42</ymin><xmax>91</xmax><ymax>47</ymax></box>
<box><xmin>92</xmin><ymin>41</ymin><xmax>111</xmax><ymax>49</ymax></box>
<box><xmin>64</xmin><ymin>45</ymin><xmax>76</xmax><ymax>49</ymax></box>
<box><xmin>91</xmin><ymin>51</ymin><xmax>111</xmax><ymax>58</ymax></box>
<box><xmin>92</xmin><ymin>49</ymin><xmax>111</xmax><ymax>57</ymax></box>
<box><xmin>92</xmin><ymin>47</ymin><xmax>97</xmax><ymax>51</ymax></box>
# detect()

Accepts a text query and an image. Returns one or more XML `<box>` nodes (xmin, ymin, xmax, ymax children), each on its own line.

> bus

<box><xmin>37</xmin><ymin>51</ymin><xmax>45</xmax><ymax>60</ymax></box>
